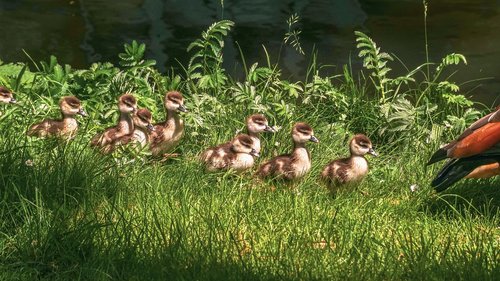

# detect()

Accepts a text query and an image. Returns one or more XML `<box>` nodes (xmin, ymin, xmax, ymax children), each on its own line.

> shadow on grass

<box><xmin>423</xmin><ymin>178</ymin><xmax>500</xmax><ymax>218</ymax></box>
<box><xmin>1</xmin><ymin>213</ymin><xmax>290</xmax><ymax>280</ymax></box>
<box><xmin>0</xmin><ymin>131</ymin><xmax>120</xmax><ymax>210</ymax></box>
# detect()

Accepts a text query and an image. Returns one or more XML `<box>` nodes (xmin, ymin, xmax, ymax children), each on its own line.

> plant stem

<box><xmin>423</xmin><ymin>0</ymin><xmax>430</xmax><ymax>81</ymax></box>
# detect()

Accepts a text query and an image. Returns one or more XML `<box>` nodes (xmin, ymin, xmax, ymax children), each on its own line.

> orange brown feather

<box><xmin>448</xmin><ymin>122</ymin><xmax>500</xmax><ymax>159</ymax></box>
<box><xmin>465</xmin><ymin>162</ymin><xmax>500</xmax><ymax>179</ymax></box>
<box><xmin>429</xmin><ymin>107</ymin><xmax>500</xmax><ymax>191</ymax></box>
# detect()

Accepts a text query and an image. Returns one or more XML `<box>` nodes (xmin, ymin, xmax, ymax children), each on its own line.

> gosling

<box><xmin>201</xmin><ymin>134</ymin><xmax>260</xmax><ymax>172</ymax></box>
<box><xmin>320</xmin><ymin>134</ymin><xmax>377</xmax><ymax>191</ymax></box>
<box><xmin>0</xmin><ymin>87</ymin><xmax>16</xmax><ymax>104</ymax></box>
<box><xmin>246</xmin><ymin>114</ymin><xmax>276</xmax><ymax>154</ymax></box>
<box><xmin>149</xmin><ymin>91</ymin><xmax>187</xmax><ymax>157</ymax></box>
<box><xmin>27</xmin><ymin>96</ymin><xmax>87</xmax><ymax>140</ymax></box>
<box><xmin>111</xmin><ymin>108</ymin><xmax>155</xmax><ymax>150</ymax></box>
<box><xmin>91</xmin><ymin>93</ymin><xmax>137</xmax><ymax>152</ymax></box>
<box><xmin>257</xmin><ymin>122</ymin><xmax>319</xmax><ymax>180</ymax></box>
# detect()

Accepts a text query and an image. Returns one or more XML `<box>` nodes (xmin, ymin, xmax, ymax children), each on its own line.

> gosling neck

<box><xmin>118</xmin><ymin>112</ymin><xmax>134</xmax><ymax>134</ymax></box>
<box><xmin>247</xmin><ymin>130</ymin><xmax>260</xmax><ymax>138</ymax></box>
<box><xmin>167</xmin><ymin>108</ymin><xmax>180</xmax><ymax>120</ymax></box>
<box><xmin>62</xmin><ymin>112</ymin><xmax>77</xmax><ymax>123</ymax></box>
<box><xmin>349</xmin><ymin>147</ymin><xmax>364</xmax><ymax>158</ymax></box>
<box><xmin>292</xmin><ymin>141</ymin><xmax>310</xmax><ymax>162</ymax></box>
<box><xmin>293</xmin><ymin>141</ymin><xmax>306</xmax><ymax>150</ymax></box>
<box><xmin>164</xmin><ymin>108</ymin><xmax>181</xmax><ymax>127</ymax></box>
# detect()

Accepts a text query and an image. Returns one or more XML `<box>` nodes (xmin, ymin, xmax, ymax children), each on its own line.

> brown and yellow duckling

<box><xmin>199</xmin><ymin>114</ymin><xmax>274</xmax><ymax>170</ymax></box>
<box><xmin>320</xmin><ymin>134</ymin><xmax>377</xmax><ymax>191</ymax></box>
<box><xmin>257</xmin><ymin>122</ymin><xmax>319</xmax><ymax>180</ymax></box>
<box><xmin>91</xmin><ymin>93</ymin><xmax>137</xmax><ymax>152</ymax></box>
<box><xmin>111</xmin><ymin>108</ymin><xmax>155</xmax><ymax>149</ymax></box>
<box><xmin>27</xmin><ymin>96</ymin><xmax>87</xmax><ymax>139</ymax></box>
<box><xmin>246</xmin><ymin>114</ymin><xmax>276</xmax><ymax>154</ymax></box>
<box><xmin>149</xmin><ymin>91</ymin><xmax>187</xmax><ymax>157</ymax></box>
<box><xmin>0</xmin><ymin>87</ymin><xmax>16</xmax><ymax>104</ymax></box>
<box><xmin>201</xmin><ymin>134</ymin><xmax>260</xmax><ymax>172</ymax></box>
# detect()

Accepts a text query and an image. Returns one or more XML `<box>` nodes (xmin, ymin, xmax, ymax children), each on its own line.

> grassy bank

<box><xmin>0</xmin><ymin>19</ymin><xmax>499</xmax><ymax>280</ymax></box>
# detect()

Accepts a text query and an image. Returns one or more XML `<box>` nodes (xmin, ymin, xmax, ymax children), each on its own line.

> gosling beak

<box><xmin>250</xmin><ymin>148</ymin><xmax>260</xmax><ymax>158</ymax></box>
<box><xmin>368</xmin><ymin>148</ymin><xmax>378</xmax><ymax>157</ymax></box>
<box><xmin>309</xmin><ymin>135</ymin><xmax>319</xmax><ymax>143</ymax></box>
<box><xmin>147</xmin><ymin>123</ymin><xmax>155</xmax><ymax>132</ymax></box>
<box><xmin>9</xmin><ymin>98</ymin><xmax>17</xmax><ymax>104</ymax></box>
<box><xmin>78</xmin><ymin>108</ymin><xmax>88</xmax><ymax>117</ymax></box>
<box><xmin>264</xmin><ymin>125</ymin><xmax>276</xmax><ymax>133</ymax></box>
<box><xmin>178</xmin><ymin>104</ymin><xmax>188</xmax><ymax>113</ymax></box>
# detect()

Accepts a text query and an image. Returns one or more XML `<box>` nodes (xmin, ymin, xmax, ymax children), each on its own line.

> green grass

<box><xmin>0</xmin><ymin>117</ymin><xmax>498</xmax><ymax>281</ymax></box>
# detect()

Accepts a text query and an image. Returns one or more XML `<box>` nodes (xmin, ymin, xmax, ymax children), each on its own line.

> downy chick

<box><xmin>27</xmin><ymin>96</ymin><xmax>87</xmax><ymax>140</ymax></box>
<box><xmin>91</xmin><ymin>93</ymin><xmax>137</xmax><ymax>152</ymax></box>
<box><xmin>257</xmin><ymin>122</ymin><xmax>319</xmax><ymax>180</ymax></box>
<box><xmin>0</xmin><ymin>87</ymin><xmax>16</xmax><ymax>104</ymax></box>
<box><xmin>111</xmin><ymin>108</ymin><xmax>155</xmax><ymax>149</ymax></box>
<box><xmin>201</xmin><ymin>134</ymin><xmax>260</xmax><ymax>172</ymax></box>
<box><xmin>149</xmin><ymin>91</ymin><xmax>187</xmax><ymax>157</ymax></box>
<box><xmin>246</xmin><ymin>114</ymin><xmax>276</xmax><ymax>154</ymax></box>
<box><xmin>320</xmin><ymin>134</ymin><xmax>377</xmax><ymax>191</ymax></box>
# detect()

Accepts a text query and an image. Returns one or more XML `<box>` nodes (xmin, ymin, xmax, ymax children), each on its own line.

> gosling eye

<box><xmin>358</xmin><ymin>142</ymin><xmax>370</xmax><ymax>148</ymax></box>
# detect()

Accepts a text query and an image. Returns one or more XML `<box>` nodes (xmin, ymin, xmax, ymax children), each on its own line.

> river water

<box><xmin>0</xmin><ymin>0</ymin><xmax>498</xmax><ymax>105</ymax></box>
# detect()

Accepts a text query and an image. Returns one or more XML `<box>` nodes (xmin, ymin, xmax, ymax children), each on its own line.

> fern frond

<box><xmin>436</xmin><ymin>53</ymin><xmax>467</xmax><ymax>73</ymax></box>
<box><xmin>355</xmin><ymin>31</ymin><xmax>394</xmax><ymax>100</ymax></box>
<box><xmin>186</xmin><ymin>20</ymin><xmax>234</xmax><ymax>90</ymax></box>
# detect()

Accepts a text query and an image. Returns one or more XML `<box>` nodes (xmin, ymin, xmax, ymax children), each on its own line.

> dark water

<box><xmin>0</xmin><ymin>0</ymin><xmax>499</xmax><ymax>105</ymax></box>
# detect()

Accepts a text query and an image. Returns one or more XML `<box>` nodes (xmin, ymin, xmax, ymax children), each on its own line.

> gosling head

<box><xmin>247</xmin><ymin>114</ymin><xmax>275</xmax><ymax>134</ymax></box>
<box><xmin>164</xmin><ymin>91</ymin><xmax>187</xmax><ymax>113</ymax></box>
<box><xmin>60</xmin><ymin>96</ymin><xmax>87</xmax><ymax>117</ymax></box>
<box><xmin>292</xmin><ymin>122</ymin><xmax>319</xmax><ymax>144</ymax></box>
<box><xmin>0</xmin><ymin>87</ymin><xmax>16</xmax><ymax>104</ymax></box>
<box><xmin>231</xmin><ymin>134</ymin><xmax>259</xmax><ymax>157</ymax></box>
<box><xmin>134</xmin><ymin>108</ymin><xmax>154</xmax><ymax>132</ymax></box>
<box><xmin>118</xmin><ymin>94</ymin><xmax>137</xmax><ymax>114</ymax></box>
<box><xmin>350</xmin><ymin>134</ymin><xmax>377</xmax><ymax>157</ymax></box>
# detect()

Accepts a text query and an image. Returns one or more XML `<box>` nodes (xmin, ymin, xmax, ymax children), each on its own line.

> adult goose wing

<box><xmin>428</xmin><ymin>108</ymin><xmax>500</xmax><ymax>165</ymax></box>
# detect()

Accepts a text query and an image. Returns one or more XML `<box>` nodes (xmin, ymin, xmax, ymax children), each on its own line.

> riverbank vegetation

<box><xmin>0</xmin><ymin>16</ymin><xmax>498</xmax><ymax>280</ymax></box>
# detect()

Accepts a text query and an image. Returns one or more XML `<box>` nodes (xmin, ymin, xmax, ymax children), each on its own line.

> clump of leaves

<box><xmin>187</xmin><ymin>20</ymin><xmax>234</xmax><ymax>91</ymax></box>
<box><xmin>118</xmin><ymin>40</ymin><xmax>156</xmax><ymax>69</ymax></box>
<box><xmin>355</xmin><ymin>31</ymin><xmax>395</xmax><ymax>101</ymax></box>
<box><xmin>354</xmin><ymin>30</ymin><xmax>480</xmax><ymax>146</ymax></box>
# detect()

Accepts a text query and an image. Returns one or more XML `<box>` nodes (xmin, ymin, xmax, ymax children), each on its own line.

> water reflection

<box><xmin>0</xmin><ymin>0</ymin><xmax>498</xmax><ymax>104</ymax></box>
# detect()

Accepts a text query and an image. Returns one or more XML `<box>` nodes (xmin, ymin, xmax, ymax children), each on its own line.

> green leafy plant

<box><xmin>355</xmin><ymin>31</ymin><xmax>395</xmax><ymax>101</ymax></box>
<box><xmin>354</xmin><ymin>30</ymin><xmax>476</xmax><ymax>145</ymax></box>
<box><xmin>118</xmin><ymin>40</ymin><xmax>156</xmax><ymax>69</ymax></box>
<box><xmin>187</xmin><ymin>20</ymin><xmax>234</xmax><ymax>91</ymax></box>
